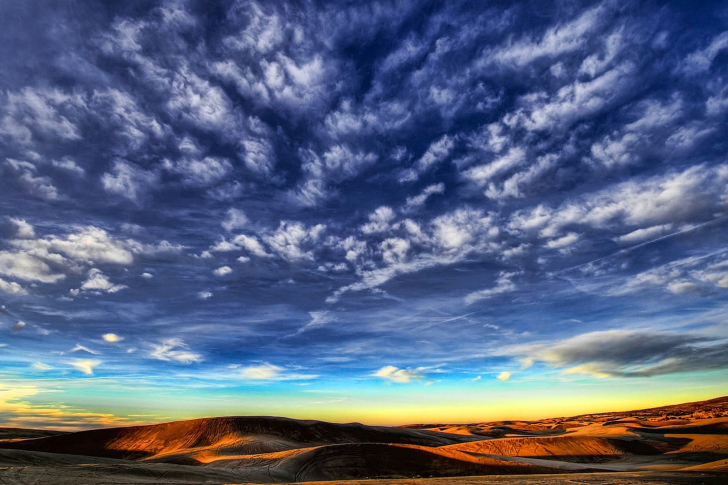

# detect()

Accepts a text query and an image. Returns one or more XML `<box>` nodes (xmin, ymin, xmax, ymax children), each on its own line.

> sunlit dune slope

<box><xmin>440</xmin><ymin>435</ymin><xmax>625</xmax><ymax>460</ymax></box>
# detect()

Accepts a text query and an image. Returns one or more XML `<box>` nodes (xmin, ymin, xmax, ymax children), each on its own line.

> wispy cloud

<box><xmin>148</xmin><ymin>339</ymin><xmax>202</xmax><ymax>364</ymax></box>
<box><xmin>71</xmin><ymin>359</ymin><xmax>101</xmax><ymax>375</ymax></box>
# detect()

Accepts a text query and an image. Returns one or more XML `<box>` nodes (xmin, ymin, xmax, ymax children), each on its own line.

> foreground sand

<box><xmin>0</xmin><ymin>396</ymin><xmax>726</xmax><ymax>484</ymax></box>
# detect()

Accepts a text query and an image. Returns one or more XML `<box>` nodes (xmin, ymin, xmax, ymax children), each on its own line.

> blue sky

<box><xmin>1</xmin><ymin>0</ymin><xmax>728</xmax><ymax>429</ymax></box>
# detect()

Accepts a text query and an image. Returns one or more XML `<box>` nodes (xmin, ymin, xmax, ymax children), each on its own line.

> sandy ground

<box><xmin>0</xmin><ymin>396</ymin><xmax>726</xmax><ymax>484</ymax></box>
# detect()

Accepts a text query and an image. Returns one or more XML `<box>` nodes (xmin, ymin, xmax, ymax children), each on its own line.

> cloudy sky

<box><xmin>1</xmin><ymin>0</ymin><xmax>728</xmax><ymax>429</ymax></box>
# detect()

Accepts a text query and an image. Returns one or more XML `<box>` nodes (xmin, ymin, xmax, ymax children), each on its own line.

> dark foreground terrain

<box><xmin>0</xmin><ymin>396</ymin><xmax>727</xmax><ymax>484</ymax></box>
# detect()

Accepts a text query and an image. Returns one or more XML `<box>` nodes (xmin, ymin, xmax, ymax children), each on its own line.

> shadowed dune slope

<box><xmin>283</xmin><ymin>443</ymin><xmax>557</xmax><ymax>481</ymax></box>
<box><xmin>0</xmin><ymin>416</ymin><xmax>476</xmax><ymax>461</ymax></box>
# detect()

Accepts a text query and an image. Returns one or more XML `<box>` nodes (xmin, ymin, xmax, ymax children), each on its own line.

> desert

<box><xmin>0</xmin><ymin>396</ymin><xmax>726</xmax><ymax>484</ymax></box>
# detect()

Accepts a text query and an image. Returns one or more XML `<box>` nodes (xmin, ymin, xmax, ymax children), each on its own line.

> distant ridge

<box><xmin>402</xmin><ymin>395</ymin><xmax>728</xmax><ymax>430</ymax></box>
<box><xmin>568</xmin><ymin>395</ymin><xmax>728</xmax><ymax>421</ymax></box>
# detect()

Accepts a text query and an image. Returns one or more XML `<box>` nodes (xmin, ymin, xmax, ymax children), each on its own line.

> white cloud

<box><xmin>361</xmin><ymin>206</ymin><xmax>395</xmax><ymax>234</ymax></box>
<box><xmin>496</xmin><ymin>371</ymin><xmax>511</xmax><ymax>381</ymax></box>
<box><xmin>291</xmin><ymin>146</ymin><xmax>378</xmax><ymax>206</ymax></box>
<box><xmin>0</xmin><ymin>224</ymin><xmax>157</xmax><ymax>292</ymax></box>
<box><xmin>487</xmin><ymin>3</ymin><xmax>606</xmax><ymax>68</ymax></box>
<box><xmin>404</xmin><ymin>183</ymin><xmax>445</xmax><ymax>211</ymax></box>
<box><xmin>509</xmin><ymin>163</ymin><xmax>728</xmax><ymax>241</ymax></box>
<box><xmin>0</xmin><ymin>278</ymin><xmax>27</xmax><ymax>295</ymax></box>
<box><xmin>223</xmin><ymin>3</ymin><xmax>284</xmax><ymax>54</ymax></box>
<box><xmin>240</xmin><ymin>363</ymin><xmax>283</xmax><ymax>380</ymax></box>
<box><xmin>79</xmin><ymin>268</ymin><xmax>127</xmax><ymax>294</ymax></box>
<box><xmin>432</xmin><ymin>208</ymin><xmax>497</xmax><ymax>251</ymax></box>
<box><xmin>71</xmin><ymin>359</ymin><xmax>100</xmax><ymax>375</ymax></box>
<box><xmin>12</xmin><ymin>321</ymin><xmax>25</xmax><ymax>332</ymax></box>
<box><xmin>373</xmin><ymin>365</ymin><xmax>424</xmax><ymax>384</ymax></box>
<box><xmin>222</xmin><ymin>208</ymin><xmax>248</xmax><ymax>232</ymax></box>
<box><xmin>681</xmin><ymin>31</ymin><xmax>728</xmax><ymax>74</ymax></box>
<box><xmin>330</xmin><ymin>208</ymin><xmax>499</xmax><ymax>302</ymax></box>
<box><xmin>545</xmin><ymin>232</ymin><xmax>580</xmax><ymax>250</ymax></box>
<box><xmin>240</xmin><ymin>137</ymin><xmax>276</xmax><ymax>175</ymax></box>
<box><xmin>512</xmin><ymin>63</ymin><xmax>636</xmax><ymax>133</ymax></box>
<box><xmin>264</xmin><ymin>221</ymin><xmax>326</xmax><ymax>261</ymax></box>
<box><xmin>484</xmin><ymin>153</ymin><xmax>560</xmax><ymax>200</ymax></box>
<box><xmin>101</xmin><ymin>159</ymin><xmax>158</xmax><ymax>201</ymax></box>
<box><xmin>465</xmin><ymin>272</ymin><xmax>517</xmax><ymax>305</ymax></box>
<box><xmin>166</xmin><ymin>64</ymin><xmax>238</xmax><ymax>134</ymax></box>
<box><xmin>233</xmin><ymin>234</ymin><xmax>270</xmax><ymax>257</ymax></box>
<box><xmin>32</xmin><ymin>362</ymin><xmax>53</xmax><ymax>371</ymax></box>
<box><xmin>11</xmin><ymin>225</ymin><xmax>135</xmax><ymax>265</ymax></box>
<box><xmin>380</xmin><ymin>238</ymin><xmax>410</xmax><ymax>265</ymax></box>
<box><xmin>322</xmin><ymin>145</ymin><xmax>378</xmax><ymax>180</ymax></box>
<box><xmin>210</xmin><ymin>239</ymin><xmax>238</xmax><ymax>252</ymax></box>
<box><xmin>10</xmin><ymin>218</ymin><xmax>35</xmax><ymax>239</ymax></box>
<box><xmin>198</xmin><ymin>291</ymin><xmax>213</xmax><ymax>299</ymax></box>
<box><xmin>666</xmin><ymin>280</ymin><xmax>701</xmax><ymax>295</ymax></box>
<box><xmin>3</xmin><ymin>158</ymin><xmax>59</xmax><ymax>200</ymax></box>
<box><xmin>400</xmin><ymin>136</ymin><xmax>455</xmax><ymax>182</ymax></box>
<box><xmin>0</xmin><ymin>87</ymin><xmax>83</xmax><ymax>144</ymax></box>
<box><xmin>611</xmin><ymin>253</ymin><xmax>728</xmax><ymax>296</ymax></box>
<box><xmin>578</xmin><ymin>28</ymin><xmax>623</xmax><ymax>78</ymax></box>
<box><xmin>589</xmin><ymin>96</ymin><xmax>684</xmax><ymax>169</ymax></box>
<box><xmin>102</xmin><ymin>333</ymin><xmax>123</xmax><ymax>343</ymax></box>
<box><xmin>615</xmin><ymin>224</ymin><xmax>673</xmax><ymax>245</ymax></box>
<box><xmin>213</xmin><ymin>265</ymin><xmax>232</xmax><ymax>276</ymax></box>
<box><xmin>240</xmin><ymin>362</ymin><xmax>318</xmax><ymax>381</ymax></box>
<box><xmin>149</xmin><ymin>338</ymin><xmax>202</xmax><ymax>364</ymax></box>
<box><xmin>71</xmin><ymin>344</ymin><xmax>99</xmax><ymax>355</ymax></box>
<box><xmin>0</xmin><ymin>251</ymin><xmax>65</xmax><ymax>283</ymax></box>
<box><xmin>463</xmin><ymin>147</ymin><xmax>525</xmax><ymax>186</ymax></box>
<box><xmin>142</xmin><ymin>272</ymin><xmax>153</xmax><ymax>279</ymax></box>
<box><xmin>296</xmin><ymin>311</ymin><xmax>336</xmax><ymax>335</ymax></box>
<box><xmin>168</xmin><ymin>156</ymin><xmax>232</xmax><ymax>186</ymax></box>
<box><xmin>52</xmin><ymin>157</ymin><xmax>85</xmax><ymax>176</ymax></box>
<box><xmin>90</xmin><ymin>88</ymin><xmax>164</xmax><ymax>150</ymax></box>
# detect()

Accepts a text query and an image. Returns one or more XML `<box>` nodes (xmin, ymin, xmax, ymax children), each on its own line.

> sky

<box><xmin>1</xmin><ymin>0</ymin><xmax>728</xmax><ymax>430</ymax></box>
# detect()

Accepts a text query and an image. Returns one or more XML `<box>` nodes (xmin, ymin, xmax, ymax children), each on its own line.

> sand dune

<box><xmin>0</xmin><ymin>395</ymin><xmax>727</xmax><ymax>484</ymax></box>
<box><xmin>0</xmin><ymin>415</ymin><xmax>473</xmax><ymax>461</ymax></box>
